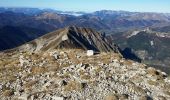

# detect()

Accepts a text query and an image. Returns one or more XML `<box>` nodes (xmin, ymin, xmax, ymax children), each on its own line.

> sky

<box><xmin>0</xmin><ymin>0</ymin><xmax>170</xmax><ymax>13</ymax></box>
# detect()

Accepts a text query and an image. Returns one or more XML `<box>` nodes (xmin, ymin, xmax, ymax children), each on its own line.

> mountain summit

<box><xmin>19</xmin><ymin>26</ymin><xmax>120</xmax><ymax>52</ymax></box>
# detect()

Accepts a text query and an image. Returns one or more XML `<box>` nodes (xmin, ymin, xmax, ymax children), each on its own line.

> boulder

<box><xmin>87</xmin><ymin>50</ymin><xmax>94</xmax><ymax>56</ymax></box>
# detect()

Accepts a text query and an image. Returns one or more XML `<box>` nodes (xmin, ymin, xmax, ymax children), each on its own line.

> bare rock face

<box><xmin>18</xmin><ymin>26</ymin><xmax>120</xmax><ymax>53</ymax></box>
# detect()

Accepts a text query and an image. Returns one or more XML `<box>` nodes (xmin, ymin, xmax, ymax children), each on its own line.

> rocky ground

<box><xmin>0</xmin><ymin>49</ymin><xmax>170</xmax><ymax>100</ymax></box>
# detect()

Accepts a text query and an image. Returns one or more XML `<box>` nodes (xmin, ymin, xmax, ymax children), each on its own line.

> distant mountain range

<box><xmin>0</xmin><ymin>7</ymin><xmax>88</xmax><ymax>16</ymax></box>
<box><xmin>0</xmin><ymin>7</ymin><xmax>170</xmax><ymax>34</ymax></box>
<box><xmin>1</xmin><ymin>7</ymin><xmax>170</xmax><ymax>72</ymax></box>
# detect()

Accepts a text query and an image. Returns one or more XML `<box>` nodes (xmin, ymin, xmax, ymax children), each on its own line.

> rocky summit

<box><xmin>0</xmin><ymin>49</ymin><xmax>170</xmax><ymax>100</ymax></box>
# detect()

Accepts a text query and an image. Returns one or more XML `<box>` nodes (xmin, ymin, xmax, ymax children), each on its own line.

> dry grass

<box><xmin>118</xmin><ymin>94</ymin><xmax>129</xmax><ymax>100</ymax></box>
<box><xmin>0</xmin><ymin>60</ymin><xmax>13</xmax><ymax>66</ymax></box>
<box><xmin>30</xmin><ymin>52</ymin><xmax>44</xmax><ymax>61</ymax></box>
<box><xmin>59</xmin><ymin>73</ymin><xmax>70</xmax><ymax>79</ymax></box>
<box><xmin>64</xmin><ymin>81</ymin><xmax>82</xmax><ymax>91</ymax></box>
<box><xmin>147</xmin><ymin>67</ymin><xmax>159</xmax><ymax>76</ymax></box>
<box><xmin>104</xmin><ymin>94</ymin><xmax>118</xmax><ymax>100</ymax></box>
<box><xmin>47</xmin><ymin>65</ymin><xmax>60</xmax><ymax>72</ymax></box>
<box><xmin>133</xmin><ymin>86</ymin><xmax>146</xmax><ymax>95</ymax></box>
<box><xmin>0</xmin><ymin>66</ymin><xmax>20</xmax><ymax>82</ymax></box>
<box><xmin>94</xmin><ymin>66</ymin><xmax>102</xmax><ymax>73</ymax></box>
<box><xmin>67</xmin><ymin>50</ymin><xmax>83</xmax><ymax>64</ymax></box>
<box><xmin>147</xmin><ymin>80</ymin><xmax>158</xmax><ymax>86</ymax></box>
<box><xmin>111</xmin><ymin>53</ymin><xmax>122</xmax><ymax>60</ymax></box>
<box><xmin>123</xmin><ymin>60</ymin><xmax>133</xmax><ymax>66</ymax></box>
<box><xmin>3</xmin><ymin>89</ymin><xmax>14</xmax><ymax>97</ymax></box>
<box><xmin>164</xmin><ymin>91</ymin><xmax>170</xmax><ymax>96</ymax></box>
<box><xmin>130</xmin><ymin>76</ymin><xmax>143</xmax><ymax>83</ymax></box>
<box><xmin>81</xmin><ymin>74</ymin><xmax>91</xmax><ymax>80</ymax></box>
<box><xmin>24</xmin><ymin>80</ymin><xmax>38</xmax><ymax>88</ymax></box>
<box><xmin>79</xmin><ymin>69</ymin><xmax>86</xmax><ymax>75</ymax></box>
<box><xmin>60</xmin><ymin>62</ymin><xmax>72</xmax><ymax>68</ymax></box>
<box><xmin>31</xmin><ymin>67</ymin><xmax>46</xmax><ymax>74</ymax></box>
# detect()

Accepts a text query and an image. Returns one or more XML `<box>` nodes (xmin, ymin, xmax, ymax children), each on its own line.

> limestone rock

<box><xmin>52</xmin><ymin>96</ymin><xmax>64</xmax><ymax>100</ymax></box>
<box><xmin>87</xmin><ymin>50</ymin><xmax>94</xmax><ymax>56</ymax></box>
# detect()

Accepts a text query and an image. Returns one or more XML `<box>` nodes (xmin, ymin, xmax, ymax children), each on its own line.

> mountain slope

<box><xmin>0</xmin><ymin>48</ymin><xmax>170</xmax><ymax>99</ymax></box>
<box><xmin>109</xmin><ymin>29</ymin><xmax>170</xmax><ymax>74</ymax></box>
<box><xmin>19</xmin><ymin>26</ymin><xmax>120</xmax><ymax>53</ymax></box>
<box><xmin>152</xmin><ymin>25</ymin><xmax>170</xmax><ymax>33</ymax></box>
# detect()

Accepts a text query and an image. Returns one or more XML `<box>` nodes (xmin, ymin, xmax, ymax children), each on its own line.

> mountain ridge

<box><xmin>17</xmin><ymin>26</ymin><xmax>120</xmax><ymax>53</ymax></box>
<box><xmin>1</xmin><ymin>8</ymin><xmax>170</xmax><ymax>34</ymax></box>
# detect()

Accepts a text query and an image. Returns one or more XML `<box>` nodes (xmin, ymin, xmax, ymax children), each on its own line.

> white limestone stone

<box><xmin>19</xmin><ymin>55</ymin><xmax>29</xmax><ymax>66</ymax></box>
<box><xmin>18</xmin><ymin>94</ymin><xmax>28</xmax><ymax>100</ymax></box>
<box><xmin>52</xmin><ymin>96</ymin><xmax>63</xmax><ymax>100</ymax></box>
<box><xmin>53</xmin><ymin>53</ymin><xmax>59</xmax><ymax>60</ymax></box>
<box><xmin>87</xmin><ymin>50</ymin><xmax>94</xmax><ymax>56</ymax></box>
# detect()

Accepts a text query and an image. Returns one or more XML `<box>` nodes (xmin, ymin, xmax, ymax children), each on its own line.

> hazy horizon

<box><xmin>0</xmin><ymin>0</ymin><xmax>170</xmax><ymax>13</ymax></box>
<box><xmin>1</xmin><ymin>6</ymin><xmax>170</xmax><ymax>14</ymax></box>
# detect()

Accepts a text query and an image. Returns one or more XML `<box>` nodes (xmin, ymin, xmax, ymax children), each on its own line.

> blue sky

<box><xmin>0</xmin><ymin>0</ymin><xmax>170</xmax><ymax>13</ymax></box>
